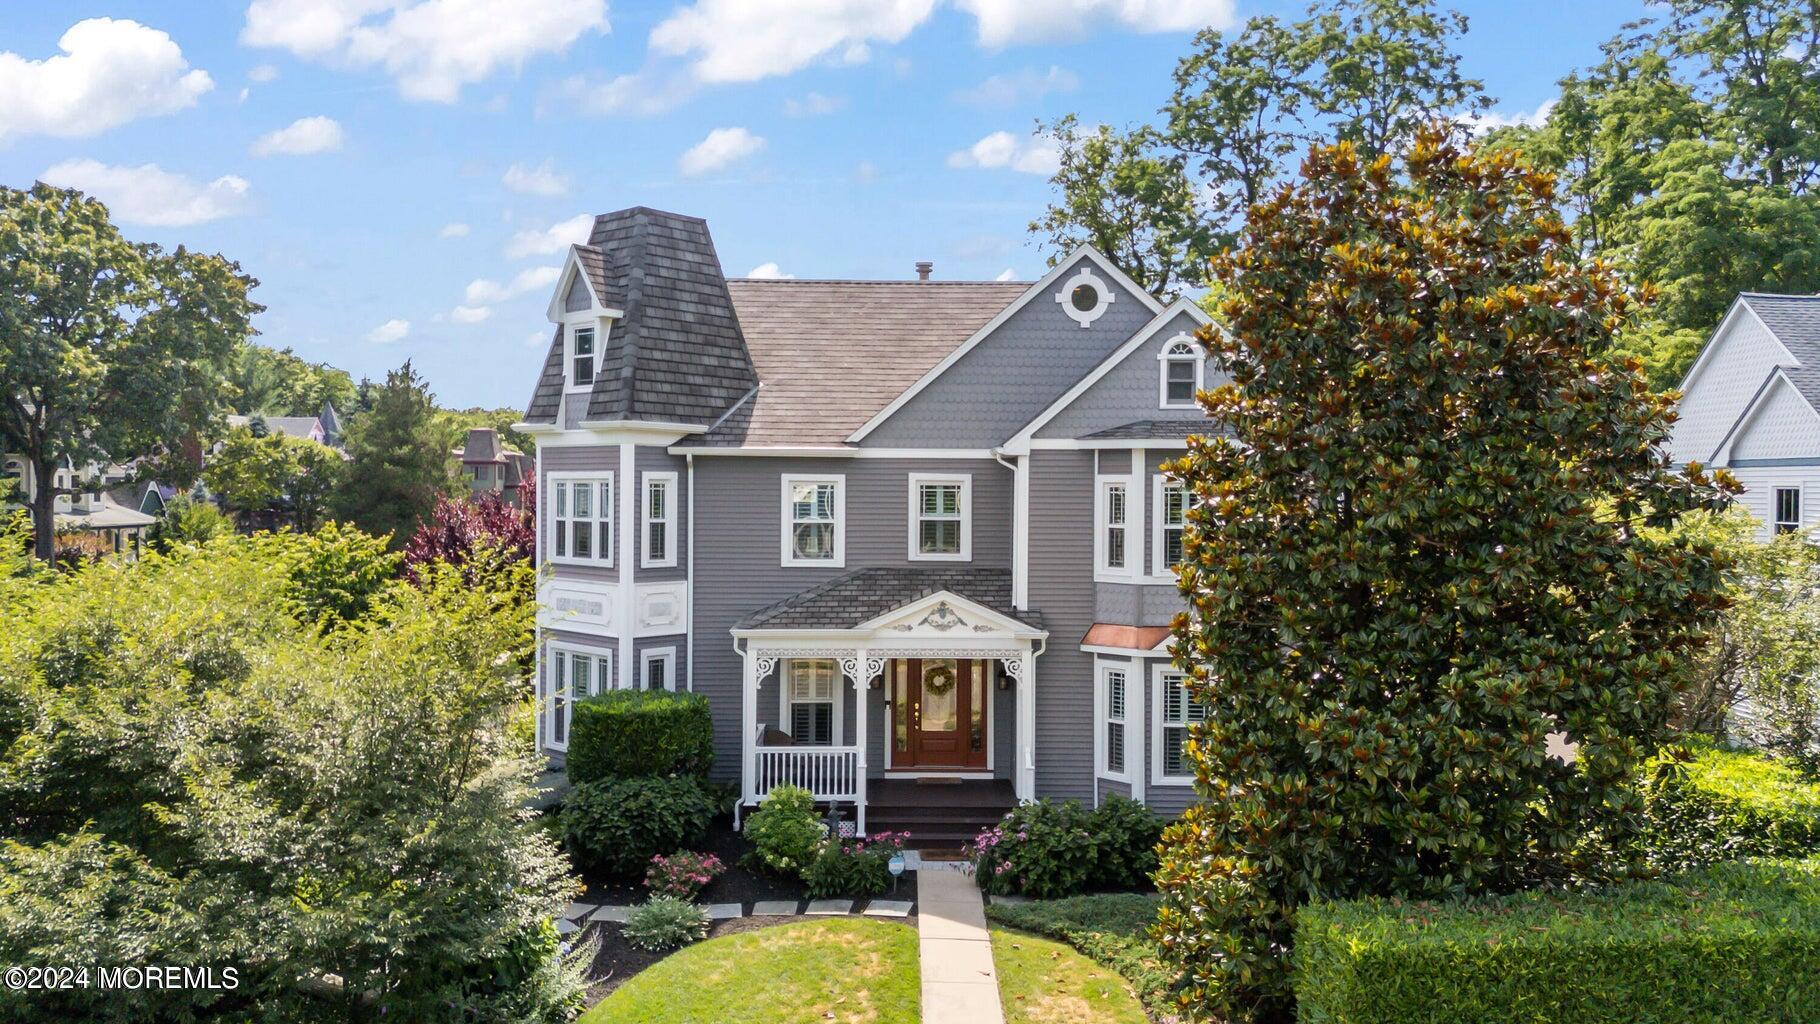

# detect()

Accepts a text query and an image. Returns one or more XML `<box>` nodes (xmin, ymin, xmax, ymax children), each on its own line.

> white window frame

<box><xmin>541</xmin><ymin>642</ymin><xmax>613</xmax><ymax>751</ymax></box>
<box><xmin>545</xmin><ymin>472</ymin><xmax>614</xmax><ymax>567</ymax></box>
<box><xmin>1096</xmin><ymin>660</ymin><xmax>1133</xmax><ymax>784</ymax></box>
<box><xmin>566</xmin><ymin>321</ymin><xmax>598</xmax><ymax>392</ymax></box>
<box><xmin>1773</xmin><ymin>485</ymin><xmax>1803</xmax><ymax>535</ymax></box>
<box><xmin>908</xmin><ymin>472</ymin><xmax>972</xmax><ymax>562</ymax></box>
<box><xmin>1095</xmin><ymin>475</ymin><xmax>1136</xmax><ymax>582</ymax></box>
<box><xmin>778</xmin><ymin>657</ymin><xmax>844</xmax><ymax>747</ymax></box>
<box><xmin>1151</xmin><ymin>476</ymin><xmax>1187</xmax><ymax>582</ymax></box>
<box><xmin>1158</xmin><ymin>334</ymin><xmax>1204</xmax><ymax>410</ymax></box>
<box><xmin>1151</xmin><ymin>665</ymin><xmax>1206</xmax><ymax>786</ymax></box>
<box><xmin>642</xmin><ymin>471</ymin><xmax>678</xmax><ymax>569</ymax></box>
<box><xmin>640</xmin><ymin>646</ymin><xmax>677</xmax><ymax>691</ymax></box>
<box><xmin>781</xmin><ymin>474</ymin><xmax>846</xmax><ymax>568</ymax></box>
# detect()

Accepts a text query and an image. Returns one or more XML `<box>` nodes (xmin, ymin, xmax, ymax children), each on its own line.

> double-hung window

<box><xmin>643</xmin><ymin>471</ymin><xmax>677</xmax><ymax>568</ymax></box>
<box><xmin>548</xmin><ymin>474</ymin><xmax>612</xmax><ymax>565</ymax></box>
<box><xmin>909</xmin><ymin>474</ymin><xmax>970</xmax><ymax>561</ymax></box>
<box><xmin>1097</xmin><ymin>478</ymin><xmax>1130</xmax><ymax>576</ymax></box>
<box><xmin>785</xmin><ymin>658</ymin><xmax>836</xmax><ymax>745</ymax></box>
<box><xmin>783</xmin><ymin>475</ymin><xmax>844</xmax><ymax>566</ymax></box>
<box><xmin>1159</xmin><ymin>335</ymin><xmax>1203</xmax><ymax>409</ymax></box>
<box><xmin>1154</xmin><ymin>480</ymin><xmax>1187</xmax><ymax>575</ymax></box>
<box><xmin>544</xmin><ymin>645</ymin><xmax>610</xmax><ymax>749</ymax></box>
<box><xmin>1155</xmin><ymin>670</ymin><xmax>1207</xmax><ymax>784</ymax></box>
<box><xmin>1101</xmin><ymin>665</ymin><xmax>1129</xmax><ymax>779</ymax></box>
<box><xmin>569</xmin><ymin>325</ymin><xmax>596</xmax><ymax>388</ymax></box>
<box><xmin>1775</xmin><ymin>487</ymin><xmax>1802</xmax><ymax>535</ymax></box>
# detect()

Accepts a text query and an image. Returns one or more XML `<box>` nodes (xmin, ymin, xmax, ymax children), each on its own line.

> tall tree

<box><xmin>1153</xmin><ymin>129</ymin><xmax>1734</xmax><ymax>1022</ymax></box>
<box><xmin>227</xmin><ymin>343</ymin><xmax>356</xmax><ymax>418</ymax></box>
<box><xmin>203</xmin><ymin>427</ymin><xmax>344</xmax><ymax>532</ymax></box>
<box><xmin>333</xmin><ymin>362</ymin><xmax>453</xmax><ymax>546</ymax></box>
<box><xmin>0</xmin><ymin>184</ymin><xmax>258</xmax><ymax>560</ymax></box>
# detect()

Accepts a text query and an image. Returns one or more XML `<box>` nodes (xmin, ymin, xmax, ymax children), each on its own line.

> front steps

<box><xmin>865</xmin><ymin>778</ymin><xmax>1015</xmax><ymax>850</ymax></box>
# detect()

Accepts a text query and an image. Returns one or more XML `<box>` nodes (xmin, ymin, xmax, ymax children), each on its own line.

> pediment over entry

<box><xmin>730</xmin><ymin>567</ymin><xmax>1045</xmax><ymax>640</ymax></box>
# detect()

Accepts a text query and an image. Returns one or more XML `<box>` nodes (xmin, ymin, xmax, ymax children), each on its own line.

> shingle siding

<box><xmin>1672</xmin><ymin>305</ymin><xmax>1793</xmax><ymax>464</ymax></box>
<box><xmin>1037</xmin><ymin>310</ymin><xmax>1217</xmax><ymax>438</ymax></box>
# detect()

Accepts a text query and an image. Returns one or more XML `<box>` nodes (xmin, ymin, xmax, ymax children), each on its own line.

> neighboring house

<box><xmin>1669</xmin><ymin>293</ymin><xmax>1820</xmax><ymax>540</ymax></box>
<box><xmin>452</xmin><ymin>427</ymin><xmax>533</xmax><ymax>505</ymax></box>
<box><xmin>225</xmin><ymin>412</ymin><xmax>330</xmax><ymax>445</ymax></box>
<box><xmin>1</xmin><ymin>454</ymin><xmax>158</xmax><ymax>555</ymax></box>
<box><xmin>517</xmin><ymin>206</ymin><xmax>1221</xmax><ymax>842</ymax></box>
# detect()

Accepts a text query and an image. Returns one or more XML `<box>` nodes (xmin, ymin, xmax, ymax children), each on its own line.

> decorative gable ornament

<box><xmin>1056</xmin><ymin>266</ymin><xmax>1114</xmax><ymax>328</ymax></box>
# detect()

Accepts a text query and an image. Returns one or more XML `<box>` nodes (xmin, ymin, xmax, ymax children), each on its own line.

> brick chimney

<box><xmin>915</xmin><ymin>261</ymin><xmax>933</xmax><ymax>281</ymax></box>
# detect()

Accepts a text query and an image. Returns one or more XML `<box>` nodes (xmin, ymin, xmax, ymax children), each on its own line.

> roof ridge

<box><xmin>728</xmin><ymin>278</ymin><xmax>1026</xmax><ymax>286</ymax></box>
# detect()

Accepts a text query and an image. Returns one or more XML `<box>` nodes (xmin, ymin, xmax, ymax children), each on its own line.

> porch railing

<box><xmin>749</xmin><ymin>735</ymin><xmax>867</xmax><ymax>832</ymax></box>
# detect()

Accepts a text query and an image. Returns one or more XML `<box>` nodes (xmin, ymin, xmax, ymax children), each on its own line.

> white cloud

<box><xmin>650</xmin><ymin>0</ymin><xmax>935</xmax><ymax>83</ymax></box>
<box><xmin>1462</xmin><ymin>98</ymin><xmax>1557</xmax><ymax>136</ymax></box>
<box><xmin>995</xmin><ymin>267</ymin><xmax>1018</xmax><ymax>282</ymax></box>
<box><xmin>679</xmin><ymin>126</ymin><xmax>765</xmax><ymax>176</ymax></box>
<box><xmin>504</xmin><ymin>212</ymin><xmax>593</xmax><ymax>258</ymax></box>
<box><xmin>450</xmin><ymin>304</ymin><xmax>493</xmax><ymax>323</ymax></box>
<box><xmin>241</xmin><ymin>0</ymin><xmax>607</xmax><ymax>102</ymax></box>
<box><xmin>0</xmin><ymin>18</ymin><xmax>213</xmax><ymax>142</ymax></box>
<box><xmin>524</xmin><ymin>329</ymin><xmax>551</xmax><ymax>348</ymax></box>
<box><xmin>463</xmin><ymin>265</ymin><xmax>561</xmax><ymax>305</ymax></box>
<box><xmin>956</xmin><ymin>0</ymin><xmax>1234</xmax><ymax>47</ymax></box>
<box><xmin>247</xmin><ymin>63</ymin><xmax>280</xmax><ymax>83</ymax></box>
<box><xmin>855</xmin><ymin>160</ymin><xmax>879</xmax><ymax>183</ymax></box>
<box><xmin>745</xmin><ymin>262</ymin><xmax>795</xmax><ymax>279</ymax></box>
<box><xmin>39</xmin><ymin>159</ymin><xmax>250</xmax><ymax>227</ymax></box>
<box><xmin>502</xmin><ymin>159</ymin><xmax>570</xmax><ymax>197</ymax></box>
<box><xmin>250</xmin><ymin>115</ymin><xmax>345</xmax><ymax>156</ymax></box>
<box><xmin>439</xmin><ymin>221</ymin><xmax>471</xmax><ymax>238</ymax></box>
<box><xmin>783</xmin><ymin>91</ymin><xmax>846</xmax><ymax>117</ymax></box>
<box><xmin>954</xmin><ymin>65</ymin><xmax>1078</xmax><ymax>107</ymax></box>
<box><xmin>946</xmin><ymin>130</ymin><xmax>1060</xmax><ymax>175</ymax></box>
<box><xmin>366</xmin><ymin>318</ymin><xmax>410</xmax><ymax>343</ymax></box>
<box><xmin>548</xmin><ymin>68</ymin><xmax>699</xmax><ymax>116</ymax></box>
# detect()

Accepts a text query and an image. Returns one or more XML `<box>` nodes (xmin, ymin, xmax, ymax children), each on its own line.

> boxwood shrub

<box><xmin>566</xmin><ymin>690</ymin><xmax>713</xmax><ymax>786</ymax></box>
<box><xmin>1293</xmin><ymin>859</ymin><xmax>1820</xmax><ymax>1024</ymax></box>
<box><xmin>1642</xmin><ymin>737</ymin><xmax>1820</xmax><ymax>868</ymax></box>
<box><xmin>560</xmin><ymin>776</ymin><xmax>714</xmax><ymax>876</ymax></box>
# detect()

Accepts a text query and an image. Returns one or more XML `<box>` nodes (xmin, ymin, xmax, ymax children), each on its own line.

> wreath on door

<box><xmin>923</xmin><ymin>664</ymin><xmax>957</xmax><ymax>697</ymax></box>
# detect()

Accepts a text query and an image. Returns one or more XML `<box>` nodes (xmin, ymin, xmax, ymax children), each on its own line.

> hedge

<box><xmin>1642</xmin><ymin>737</ymin><xmax>1820</xmax><ymax>868</ymax></box>
<box><xmin>1293</xmin><ymin>859</ymin><xmax>1820</xmax><ymax>1024</ymax></box>
<box><xmin>566</xmin><ymin>690</ymin><xmax>713</xmax><ymax>786</ymax></box>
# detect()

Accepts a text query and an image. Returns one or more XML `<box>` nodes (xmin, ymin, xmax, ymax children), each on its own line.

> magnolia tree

<box><xmin>1154</xmin><ymin>128</ymin><xmax>1735</xmax><ymax>1022</ymax></box>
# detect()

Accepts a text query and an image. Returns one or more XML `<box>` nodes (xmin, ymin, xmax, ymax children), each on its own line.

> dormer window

<box><xmin>569</xmin><ymin>325</ymin><xmax>596</xmax><ymax>389</ymax></box>
<box><xmin>1158</xmin><ymin>334</ymin><xmax>1203</xmax><ymax>409</ymax></box>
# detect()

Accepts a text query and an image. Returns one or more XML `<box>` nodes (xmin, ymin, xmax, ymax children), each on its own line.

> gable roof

<box><xmin>1710</xmin><ymin>364</ymin><xmax>1820</xmax><ymax>462</ymax></box>
<box><xmin>1740</xmin><ymin>293</ymin><xmax>1820</xmax><ymax>363</ymax></box>
<box><xmin>523</xmin><ymin>207</ymin><xmax>759</xmax><ymax>428</ymax></box>
<box><xmin>732</xmin><ymin>566</ymin><xmax>1041</xmax><ymax>631</ymax></box>
<box><xmin>695</xmin><ymin>279</ymin><xmax>1028</xmax><ymax>447</ymax></box>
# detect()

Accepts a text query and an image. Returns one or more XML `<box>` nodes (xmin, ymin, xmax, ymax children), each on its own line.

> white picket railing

<box><xmin>753</xmin><ymin>744</ymin><xmax>863</xmax><ymax>803</ymax></box>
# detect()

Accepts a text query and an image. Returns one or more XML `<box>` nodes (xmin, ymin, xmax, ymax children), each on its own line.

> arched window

<box><xmin>1157</xmin><ymin>334</ymin><xmax>1203</xmax><ymax>409</ymax></box>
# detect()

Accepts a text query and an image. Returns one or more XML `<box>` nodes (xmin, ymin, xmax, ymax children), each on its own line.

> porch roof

<box><xmin>733</xmin><ymin>567</ymin><xmax>1042</xmax><ymax>632</ymax></box>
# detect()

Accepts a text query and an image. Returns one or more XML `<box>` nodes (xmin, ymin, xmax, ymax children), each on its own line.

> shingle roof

<box><xmin>1081</xmin><ymin>418</ymin><xmax>1229</xmax><ymax>441</ymax></box>
<box><xmin>698</xmin><ymin>279</ymin><xmax>1028</xmax><ymax>446</ymax></box>
<box><xmin>1741</xmin><ymin>293</ymin><xmax>1820</xmax><ymax>365</ymax></box>
<box><xmin>573</xmin><ymin>243</ymin><xmax>615</xmax><ymax>306</ymax></box>
<box><xmin>733</xmin><ymin>567</ymin><xmax>1041</xmax><ymax>631</ymax></box>
<box><xmin>459</xmin><ymin>427</ymin><xmax>502</xmax><ymax>462</ymax></box>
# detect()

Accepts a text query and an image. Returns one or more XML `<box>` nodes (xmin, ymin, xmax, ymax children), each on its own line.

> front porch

<box><xmin>730</xmin><ymin>568</ymin><xmax>1046</xmax><ymax>838</ymax></box>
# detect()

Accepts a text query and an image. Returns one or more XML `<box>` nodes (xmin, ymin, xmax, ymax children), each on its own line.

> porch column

<box><xmin>853</xmin><ymin>646</ymin><xmax>869</xmax><ymax>835</ymax></box>
<box><xmin>1015</xmin><ymin>650</ymin><xmax>1036</xmax><ymax>802</ymax></box>
<box><xmin>740</xmin><ymin>648</ymin><xmax>760</xmax><ymax>815</ymax></box>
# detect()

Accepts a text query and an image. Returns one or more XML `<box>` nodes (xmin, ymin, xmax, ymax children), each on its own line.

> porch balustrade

<box><xmin>749</xmin><ymin>731</ymin><xmax>867</xmax><ymax>831</ymax></box>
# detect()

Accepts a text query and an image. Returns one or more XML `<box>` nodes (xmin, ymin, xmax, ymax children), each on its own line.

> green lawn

<box><xmin>581</xmin><ymin>918</ymin><xmax>920</xmax><ymax>1024</ymax></box>
<box><xmin>993</xmin><ymin>929</ymin><xmax>1149</xmax><ymax>1024</ymax></box>
<box><xmin>985</xmin><ymin>894</ymin><xmax>1171</xmax><ymax>1015</ymax></box>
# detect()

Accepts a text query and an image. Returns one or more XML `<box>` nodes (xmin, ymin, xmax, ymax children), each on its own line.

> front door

<box><xmin>893</xmin><ymin>658</ymin><xmax>989</xmax><ymax>770</ymax></box>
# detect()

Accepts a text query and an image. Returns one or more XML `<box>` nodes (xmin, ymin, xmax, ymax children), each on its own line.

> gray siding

<box><xmin>634</xmin><ymin>446</ymin><xmax>688</xmax><ymax>582</ymax></box>
<box><xmin>541</xmin><ymin>445</ymin><xmax>620</xmax><ymax>585</ymax></box>
<box><xmin>564</xmin><ymin>273</ymin><xmax>591</xmax><ymax>312</ymax></box>
<box><xmin>1026</xmin><ymin>449</ymin><xmax>1097</xmax><ymax>802</ymax></box>
<box><xmin>1731</xmin><ymin>378</ymin><xmax>1820</xmax><ymax>460</ymax></box>
<box><xmin>1037</xmin><ymin>310</ymin><xmax>1220</xmax><ymax>438</ymax></box>
<box><xmin>862</xmin><ymin>255</ymin><xmax>1158</xmax><ymax>447</ymax></box>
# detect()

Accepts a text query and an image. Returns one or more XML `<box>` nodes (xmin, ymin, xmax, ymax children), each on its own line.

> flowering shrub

<box><xmin>802</xmin><ymin>831</ymin><xmax>911</xmax><ymax>899</ymax></box>
<box><xmin>967</xmin><ymin>799</ymin><xmax>1098</xmax><ymax>898</ymax></box>
<box><xmin>744</xmin><ymin>785</ymin><xmax>826</xmax><ymax>876</ymax></box>
<box><xmin>646</xmin><ymin>851</ymin><xmax>725</xmax><ymax>900</ymax></box>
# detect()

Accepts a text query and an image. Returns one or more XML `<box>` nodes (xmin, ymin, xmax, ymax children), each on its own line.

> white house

<box><xmin>1669</xmin><ymin>292</ymin><xmax>1820</xmax><ymax>540</ymax></box>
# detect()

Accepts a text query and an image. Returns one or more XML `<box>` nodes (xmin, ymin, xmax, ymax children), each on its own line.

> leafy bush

<box><xmin>561</xmin><ymin>776</ymin><xmax>714</xmax><ymax>877</ymax></box>
<box><xmin>646</xmin><ymin>851</ymin><xmax>724</xmax><ymax>900</ymax></box>
<box><xmin>968</xmin><ymin>799</ymin><xmax>1099</xmax><ymax>898</ymax></box>
<box><xmin>1089</xmin><ymin>795</ymin><xmax>1164</xmax><ymax>891</ymax></box>
<box><xmin>803</xmin><ymin>831</ymin><xmax>910</xmax><ymax>899</ymax></box>
<box><xmin>566</xmin><ymin>689</ymin><xmax>714</xmax><ymax>785</ymax></box>
<box><xmin>1293</xmin><ymin>859</ymin><xmax>1820</xmax><ymax>1024</ymax></box>
<box><xmin>1642</xmin><ymin>738</ymin><xmax>1820</xmax><ymax>868</ymax></box>
<box><xmin>621</xmin><ymin>896</ymin><xmax>710</xmax><ymax>952</ymax></box>
<box><xmin>985</xmin><ymin>893</ymin><xmax>1172</xmax><ymax>1014</ymax></box>
<box><xmin>744</xmin><ymin>784</ymin><xmax>827</xmax><ymax>876</ymax></box>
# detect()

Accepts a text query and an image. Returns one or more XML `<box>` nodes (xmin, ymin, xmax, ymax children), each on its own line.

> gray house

<box><xmin>518</xmin><ymin>207</ymin><xmax>1215</xmax><ymax>841</ymax></box>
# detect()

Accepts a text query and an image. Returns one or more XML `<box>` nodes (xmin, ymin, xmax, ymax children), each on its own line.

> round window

<box><xmin>1070</xmin><ymin>284</ymin><xmax>1099</xmax><ymax>312</ymax></box>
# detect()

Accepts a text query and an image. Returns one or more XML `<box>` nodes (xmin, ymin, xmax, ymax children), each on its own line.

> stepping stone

<box><xmin>863</xmin><ymin>900</ymin><xmax>913</xmax><ymax>918</ymax></box>
<box><xmin>989</xmin><ymin>894</ymin><xmax>1029</xmax><ymax>905</ymax></box>
<box><xmin>559</xmin><ymin>901</ymin><xmax>597</xmax><ymax>920</ymax></box>
<box><xmin>554</xmin><ymin>919</ymin><xmax>579</xmax><ymax>936</ymax></box>
<box><xmin>705</xmin><ymin>903</ymin><xmax>743</xmax><ymax>920</ymax></box>
<box><xmin>805</xmin><ymin>899</ymin><xmax>853</xmax><ymax>915</ymax></box>
<box><xmin>588</xmin><ymin>905</ymin><xmax>630</xmax><ymax>924</ymax></box>
<box><xmin>751</xmin><ymin>900</ymin><xmax>800</xmax><ymax>916</ymax></box>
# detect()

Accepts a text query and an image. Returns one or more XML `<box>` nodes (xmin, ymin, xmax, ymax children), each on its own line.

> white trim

<box><xmin>669</xmin><ymin>446</ymin><xmax>1001</xmax><ymax>458</ymax></box>
<box><xmin>850</xmin><ymin>589</ymin><xmax>1046</xmax><ymax>640</ymax></box>
<box><xmin>1080</xmin><ymin>641</ymin><xmax>1170</xmax><ymax>658</ymax></box>
<box><xmin>517</xmin><ymin>421</ymin><xmax>703</xmax><ymax>444</ymax></box>
<box><xmin>544</xmin><ymin>243</ymin><xmax>623</xmax><ymax>323</ymax></box>
<box><xmin>1011</xmin><ymin>454</ymin><xmax>1029</xmax><ymax>608</ymax></box>
<box><xmin>641</xmin><ymin>470</ymin><xmax>679</xmax><ymax>569</ymax></box>
<box><xmin>1150</xmin><ymin>474</ymin><xmax>1185</xmax><ymax>584</ymax></box>
<box><xmin>640</xmin><ymin>645</ymin><xmax>677</xmax><ymax>691</ymax></box>
<box><xmin>565</xmin><ymin>321</ymin><xmax>601</xmax><ymax>393</ymax></box>
<box><xmin>1679</xmin><ymin>296</ymin><xmax>1800</xmax><ymax>398</ymax></box>
<box><xmin>907</xmin><ymin>472</ymin><xmax>972</xmax><ymax>562</ymax></box>
<box><xmin>541</xmin><ymin>640</ymin><xmax>615</xmax><ymax>751</ymax></box>
<box><xmin>778</xmin><ymin>656</ymin><xmax>845</xmax><ymax>746</ymax></box>
<box><xmin>847</xmin><ymin>246</ymin><xmax>1166</xmax><ymax>442</ymax></box>
<box><xmin>618</xmin><ymin>445</ymin><xmax>637</xmax><ymax>692</ymax></box>
<box><xmin>1056</xmin><ymin>265</ymin><xmax>1115</xmax><ymax>327</ymax></box>
<box><xmin>1150</xmin><ymin>664</ymin><xmax>1200</xmax><ymax>787</ymax></box>
<box><xmin>1001</xmin><ymin>299</ymin><xmax>1213</xmax><ymax>453</ymax></box>
<box><xmin>1157</xmin><ymin>333</ymin><xmax>1205</xmax><ymax>410</ymax></box>
<box><xmin>781</xmin><ymin>473</ymin><xmax>846</xmax><ymax>568</ymax></box>
<box><xmin>1094</xmin><ymin>474</ymin><xmax>1136</xmax><ymax>582</ymax></box>
<box><xmin>1028</xmin><ymin>437</ymin><xmax>1195</xmax><ymax>450</ymax></box>
<box><xmin>685</xmin><ymin>453</ymin><xmax>695</xmax><ymax>691</ymax></box>
<box><xmin>1095</xmin><ymin>657</ymin><xmax>1134</xmax><ymax>784</ymax></box>
<box><xmin>544</xmin><ymin>471</ymin><xmax>613</xmax><ymax>567</ymax></box>
<box><xmin>1773</xmin><ymin>483</ymin><xmax>1807</xmax><ymax>536</ymax></box>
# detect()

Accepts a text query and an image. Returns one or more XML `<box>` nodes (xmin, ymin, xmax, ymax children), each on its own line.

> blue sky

<box><xmin>0</xmin><ymin>1</ymin><xmax>1649</xmax><ymax>410</ymax></box>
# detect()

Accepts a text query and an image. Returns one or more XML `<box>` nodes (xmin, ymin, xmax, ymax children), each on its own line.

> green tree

<box><xmin>203</xmin><ymin>426</ymin><xmax>344</xmax><ymax>531</ymax></box>
<box><xmin>228</xmin><ymin>342</ymin><xmax>356</xmax><ymax>418</ymax></box>
<box><xmin>434</xmin><ymin>405</ymin><xmax>535</xmax><ymax>456</ymax></box>
<box><xmin>1153</xmin><ymin>129</ymin><xmax>1734</xmax><ymax>1022</ymax></box>
<box><xmin>0</xmin><ymin>183</ymin><xmax>258</xmax><ymax>561</ymax></box>
<box><xmin>145</xmin><ymin>492</ymin><xmax>235</xmax><ymax>552</ymax></box>
<box><xmin>333</xmin><ymin>362</ymin><xmax>453</xmax><ymax>546</ymax></box>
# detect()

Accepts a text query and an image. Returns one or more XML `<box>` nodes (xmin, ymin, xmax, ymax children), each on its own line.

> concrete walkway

<box><xmin>916</xmin><ymin>868</ymin><xmax>1004</xmax><ymax>1024</ymax></box>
